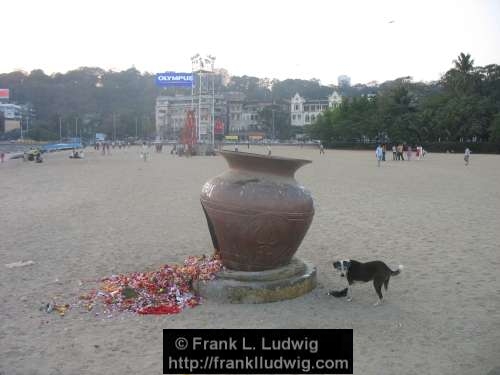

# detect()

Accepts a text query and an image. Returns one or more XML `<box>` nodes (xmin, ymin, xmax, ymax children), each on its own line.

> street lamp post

<box><xmin>272</xmin><ymin>109</ymin><xmax>275</xmax><ymax>140</ymax></box>
<box><xmin>208</xmin><ymin>55</ymin><xmax>216</xmax><ymax>146</ymax></box>
<box><xmin>113</xmin><ymin>113</ymin><xmax>116</xmax><ymax>142</ymax></box>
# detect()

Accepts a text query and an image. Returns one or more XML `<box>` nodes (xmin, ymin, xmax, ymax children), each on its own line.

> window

<box><xmin>294</xmin><ymin>104</ymin><xmax>299</xmax><ymax>111</ymax></box>
<box><xmin>297</xmin><ymin>114</ymin><xmax>301</xmax><ymax>120</ymax></box>
<box><xmin>305</xmin><ymin>115</ymin><xmax>310</xmax><ymax>122</ymax></box>
<box><xmin>292</xmin><ymin>114</ymin><xmax>296</xmax><ymax>120</ymax></box>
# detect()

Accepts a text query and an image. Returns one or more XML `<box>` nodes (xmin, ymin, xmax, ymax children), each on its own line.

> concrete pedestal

<box><xmin>193</xmin><ymin>258</ymin><xmax>316</xmax><ymax>304</ymax></box>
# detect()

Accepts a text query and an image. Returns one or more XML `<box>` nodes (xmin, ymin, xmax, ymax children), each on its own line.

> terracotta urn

<box><xmin>200</xmin><ymin>151</ymin><xmax>314</xmax><ymax>271</ymax></box>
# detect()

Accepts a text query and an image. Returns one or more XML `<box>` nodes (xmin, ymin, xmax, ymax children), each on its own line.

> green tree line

<box><xmin>307</xmin><ymin>53</ymin><xmax>500</xmax><ymax>148</ymax></box>
<box><xmin>0</xmin><ymin>67</ymin><xmax>340</xmax><ymax>141</ymax></box>
<box><xmin>2</xmin><ymin>53</ymin><xmax>499</xmax><ymax>146</ymax></box>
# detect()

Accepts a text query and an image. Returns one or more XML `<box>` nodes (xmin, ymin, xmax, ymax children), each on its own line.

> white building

<box><xmin>290</xmin><ymin>92</ymin><xmax>342</xmax><ymax>127</ymax></box>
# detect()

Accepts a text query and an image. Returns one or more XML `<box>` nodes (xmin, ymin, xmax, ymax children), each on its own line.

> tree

<box><xmin>453</xmin><ymin>53</ymin><xmax>474</xmax><ymax>74</ymax></box>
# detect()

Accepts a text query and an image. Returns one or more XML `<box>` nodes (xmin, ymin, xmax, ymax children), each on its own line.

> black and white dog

<box><xmin>332</xmin><ymin>260</ymin><xmax>403</xmax><ymax>306</ymax></box>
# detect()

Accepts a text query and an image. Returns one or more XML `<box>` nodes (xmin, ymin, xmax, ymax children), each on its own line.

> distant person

<box><xmin>0</xmin><ymin>152</ymin><xmax>5</xmax><ymax>163</ymax></box>
<box><xmin>464</xmin><ymin>147</ymin><xmax>471</xmax><ymax>166</ymax></box>
<box><xmin>382</xmin><ymin>144</ymin><xmax>386</xmax><ymax>161</ymax></box>
<box><xmin>375</xmin><ymin>145</ymin><xmax>383</xmax><ymax>167</ymax></box>
<box><xmin>247</xmin><ymin>141</ymin><xmax>250</xmax><ymax>149</ymax></box>
<box><xmin>267</xmin><ymin>145</ymin><xmax>272</xmax><ymax>156</ymax></box>
<box><xmin>392</xmin><ymin>145</ymin><xmax>397</xmax><ymax>160</ymax></box>
<box><xmin>406</xmin><ymin>145</ymin><xmax>412</xmax><ymax>161</ymax></box>
<box><xmin>141</xmin><ymin>142</ymin><xmax>149</xmax><ymax>161</ymax></box>
<box><xmin>397</xmin><ymin>144</ymin><xmax>404</xmax><ymax>161</ymax></box>
<box><xmin>319</xmin><ymin>144</ymin><xmax>325</xmax><ymax>155</ymax></box>
<box><xmin>234</xmin><ymin>144</ymin><xmax>239</xmax><ymax>152</ymax></box>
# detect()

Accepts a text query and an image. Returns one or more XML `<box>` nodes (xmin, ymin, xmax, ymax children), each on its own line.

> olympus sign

<box><xmin>155</xmin><ymin>72</ymin><xmax>193</xmax><ymax>87</ymax></box>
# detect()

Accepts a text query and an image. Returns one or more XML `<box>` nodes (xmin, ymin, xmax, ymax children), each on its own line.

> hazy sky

<box><xmin>3</xmin><ymin>0</ymin><xmax>500</xmax><ymax>85</ymax></box>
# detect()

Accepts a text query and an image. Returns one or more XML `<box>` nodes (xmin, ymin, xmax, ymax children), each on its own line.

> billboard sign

<box><xmin>155</xmin><ymin>72</ymin><xmax>193</xmax><ymax>87</ymax></box>
<box><xmin>95</xmin><ymin>133</ymin><xmax>106</xmax><ymax>141</ymax></box>
<box><xmin>0</xmin><ymin>89</ymin><xmax>9</xmax><ymax>100</ymax></box>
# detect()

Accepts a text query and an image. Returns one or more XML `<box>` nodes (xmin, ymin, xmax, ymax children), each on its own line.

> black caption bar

<box><xmin>163</xmin><ymin>329</ymin><xmax>352</xmax><ymax>374</ymax></box>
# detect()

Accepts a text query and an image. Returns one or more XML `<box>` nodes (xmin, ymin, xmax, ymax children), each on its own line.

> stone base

<box><xmin>193</xmin><ymin>258</ymin><xmax>316</xmax><ymax>304</ymax></box>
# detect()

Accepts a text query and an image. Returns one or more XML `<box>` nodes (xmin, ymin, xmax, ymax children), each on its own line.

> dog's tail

<box><xmin>391</xmin><ymin>264</ymin><xmax>404</xmax><ymax>276</ymax></box>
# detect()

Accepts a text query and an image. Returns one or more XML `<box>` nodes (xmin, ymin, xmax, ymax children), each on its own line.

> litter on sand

<box><xmin>45</xmin><ymin>253</ymin><xmax>223</xmax><ymax>317</ymax></box>
<box><xmin>5</xmin><ymin>260</ymin><xmax>36</xmax><ymax>269</ymax></box>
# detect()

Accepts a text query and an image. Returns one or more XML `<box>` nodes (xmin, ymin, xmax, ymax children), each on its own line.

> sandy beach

<box><xmin>1</xmin><ymin>145</ymin><xmax>499</xmax><ymax>375</ymax></box>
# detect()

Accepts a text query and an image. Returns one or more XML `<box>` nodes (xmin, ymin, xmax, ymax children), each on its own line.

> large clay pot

<box><xmin>200</xmin><ymin>151</ymin><xmax>314</xmax><ymax>271</ymax></box>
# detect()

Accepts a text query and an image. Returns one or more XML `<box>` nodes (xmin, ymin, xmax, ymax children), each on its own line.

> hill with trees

<box><xmin>1</xmin><ymin>53</ymin><xmax>499</xmax><ymax>152</ymax></box>
<box><xmin>307</xmin><ymin>53</ymin><xmax>500</xmax><ymax>152</ymax></box>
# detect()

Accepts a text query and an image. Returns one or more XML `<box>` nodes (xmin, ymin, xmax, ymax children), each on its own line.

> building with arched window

<box><xmin>290</xmin><ymin>92</ymin><xmax>342</xmax><ymax>127</ymax></box>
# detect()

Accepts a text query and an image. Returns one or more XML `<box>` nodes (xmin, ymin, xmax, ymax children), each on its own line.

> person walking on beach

<box><xmin>464</xmin><ymin>147</ymin><xmax>471</xmax><ymax>166</ymax></box>
<box><xmin>392</xmin><ymin>145</ymin><xmax>397</xmax><ymax>160</ymax></box>
<box><xmin>267</xmin><ymin>145</ymin><xmax>272</xmax><ymax>156</ymax></box>
<box><xmin>0</xmin><ymin>152</ymin><xmax>5</xmax><ymax>163</ymax></box>
<box><xmin>319</xmin><ymin>143</ymin><xmax>325</xmax><ymax>155</ymax></box>
<box><xmin>397</xmin><ymin>144</ymin><xmax>404</xmax><ymax>161</ymax></box>
<box><xmin>375</xmin><ymin>145</ymin><xmax>383</xmax><ymax>167</ymax></box>
<box><xmin>382</xmin><ymin>144</ymin><xmax>386</xmax><ymax>161</ymax></box>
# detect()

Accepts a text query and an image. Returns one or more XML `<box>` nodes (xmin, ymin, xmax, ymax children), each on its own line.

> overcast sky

<box><xmin>3</xmin><ymin>0</ymin><xmax>500</xmax><ymax>85</ymax></box>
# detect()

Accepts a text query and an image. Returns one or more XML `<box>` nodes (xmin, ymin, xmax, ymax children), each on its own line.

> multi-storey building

<box><xmin>155</xmin><ymin>92</ymin><xmax>252</xmax><ymax>140</ymax></box>
<box><xmin>156</xmin><ymin>94</ymin><xmax>226</xmax><ymax>140</ymax></box>
<box><xmin>290</xmin><ymin>92</ymin><xmax>342</xmax><ymax>127</ymax></box>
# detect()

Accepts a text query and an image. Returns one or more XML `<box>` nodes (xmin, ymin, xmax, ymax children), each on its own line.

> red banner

<box><xmin>214</xmin><ymin>119</ymin><xmax>224</xmax><ymax>134</ymax></box>
<box><xmin>0</xmin><ymin>89</ymin><xmax>9</xmax><ymax>99</ymax></box>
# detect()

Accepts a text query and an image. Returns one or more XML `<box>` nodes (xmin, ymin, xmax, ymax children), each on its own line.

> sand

<box><xmin>1</xmin><ymin>145</ymin><xmax>499</xmax><ymax>375</ymax></box>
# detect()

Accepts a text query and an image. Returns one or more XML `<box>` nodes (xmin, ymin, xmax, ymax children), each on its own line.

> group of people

<box><xmin>375</xmin><ymin>144</ymin><xmax>427</xmax><ymax>166</ymax></box>
<box><xmin>232</xmin><ymin>143</ymin><xmax>272</xmax><ymax>156</ymax></box>
<box><xmin>390</xmin><ymin>144</ymin><xmax>426</xmax><ymax>161</ymax></box>
<box><xmin>23</xmin><ymin>147</ymin><xmax>44</xmax><ymax>163</ymax></box>
<box><xmin>94</xmin><ymin>142</ymin><xmax>112</xmax><ymax>155</ymax></box>
<box><xmin>376</xmin><ymin>144</ymin><xmax>472</xmax><ymax>167</ymax></box>
<box><xmin>69</xmin><ymin>149</ymin><xmax>84</xmax><ymax>159</ymax></box>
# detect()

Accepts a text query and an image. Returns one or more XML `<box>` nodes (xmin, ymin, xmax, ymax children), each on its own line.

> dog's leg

<box><xmin>373</xmin><ymin>277</ymin><xmax>384</xmax><ymax>306</ymax></box>
<box><xmin>346</xmin><ymin>284</ymin><xmax>353</xmax><ymax>302</ymax></box>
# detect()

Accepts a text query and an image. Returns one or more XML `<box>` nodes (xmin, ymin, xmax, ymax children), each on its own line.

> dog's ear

<box><xmin>332</xmin><ymin>261</ymin><xmax>340</xmax><ymax>269</ymax></box>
